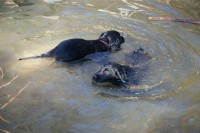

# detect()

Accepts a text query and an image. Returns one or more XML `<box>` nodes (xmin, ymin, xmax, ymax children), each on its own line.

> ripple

<box><xmin>118</xmin><ymin>8</ymin><xmax>133</xmax><ymax>19</ymax></box>
<box><xmin>92</xmin><ymin>13</ymin><xmax>200</xmax><ymax>99</ymax></box>
<box><xmin>98</xmin><ymin>9</ymin><xmax>118</xmax><ymax>15</ymax></box>
<box><xmin>43</xmin><ymin>0</ymin><xmax>62</xmax><ymax>3</ymax></box>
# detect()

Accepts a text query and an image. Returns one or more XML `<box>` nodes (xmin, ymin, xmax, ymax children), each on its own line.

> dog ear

<box><xmin>120</xmin><ymin>36</ymin><xmax>125</xmax><ymax>43</ymax></box>
<box><xmin>99</xmin><ymin>32</ymin><xmax>106</xmax><ymax>38</ymax></box>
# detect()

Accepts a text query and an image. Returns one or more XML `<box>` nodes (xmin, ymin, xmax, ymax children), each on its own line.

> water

<box><xmin>0</xmin><ymin>0</ymin><xmax>200</xmax><ymax>132</ymax></box>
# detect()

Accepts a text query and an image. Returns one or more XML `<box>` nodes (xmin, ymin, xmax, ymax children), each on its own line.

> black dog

<box><xmin>19</xmin><ymin>30</ymin><xmax>124</xmax><ymax>62</ymax></box>
<box><xmin>92</xmin><ymin>48</ymin><xmax>152</xmax><ymax>86</ymax></box>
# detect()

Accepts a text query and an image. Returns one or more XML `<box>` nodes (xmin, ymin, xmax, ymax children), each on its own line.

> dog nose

<box><xmin>93</xmin><ymin>74</ymin><xmax>100</xmax><ymax>81</ymax></box>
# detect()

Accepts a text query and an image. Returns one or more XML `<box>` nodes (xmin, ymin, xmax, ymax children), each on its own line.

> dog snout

<box><xmin>93</xmin><ymin>74</ymin><xmax>101</xmax><ymax>81</ymax></box>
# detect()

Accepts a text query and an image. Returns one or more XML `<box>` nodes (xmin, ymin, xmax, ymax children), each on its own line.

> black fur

<box><xmin>19</xmin><ymin>30</ymin><xmax>124</xmax><ymax>62</ymax></box>
<box><xmin>92</xmin><ymin>48</ymin><xmax>152</xmax><ymax>86</ymax></box>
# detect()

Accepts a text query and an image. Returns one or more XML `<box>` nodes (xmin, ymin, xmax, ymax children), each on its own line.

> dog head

<box><xmin>99</xmin><ymin>30</ymin><xmax>125</xmax><ymax>51</ymax></box>
<box><xmin>92</xmin><ymin>62</ymin><xmax>129</xmax><ymax>86</ymax></box>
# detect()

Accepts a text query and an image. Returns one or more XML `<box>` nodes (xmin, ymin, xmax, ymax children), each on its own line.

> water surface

<box><xmin>0</xmin><ymin>0</ymin><xmax>200</xmax><ymax>132</ymax></box>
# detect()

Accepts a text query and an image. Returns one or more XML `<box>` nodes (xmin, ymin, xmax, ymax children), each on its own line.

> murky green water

<box><xmin>0</xmin><ymin>0</ymin><xmax>200</xmax><ymax>132</ymax></box>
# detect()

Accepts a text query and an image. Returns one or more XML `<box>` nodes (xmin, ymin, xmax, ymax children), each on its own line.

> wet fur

<box><xmin>92</xmin><ymin>48</ymin><xmax>152</xmax><ymax>86</ymax></box>
<box><xmin>19</xmin><ymin>30</ymin><xmax>124</xmax><ymax>62</ymax></box>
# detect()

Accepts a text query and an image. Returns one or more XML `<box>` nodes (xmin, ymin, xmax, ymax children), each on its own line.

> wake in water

<box><xmin>96</xmin><ymin>80</ymin><xmax>164</xmax><ymax>99</ymax></box>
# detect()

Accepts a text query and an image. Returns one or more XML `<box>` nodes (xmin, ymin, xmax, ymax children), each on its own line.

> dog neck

<box><xmin>90</xmin><ymin>39</ymin><xmax>111</xmax><ymax>52</ymax></box>
<box><xmin>99</xmin><ymin>39</ymin><xmax>108</xmax><ymax>46</ymax></box>
<box><xmin>98</xmin><ymin>39</ymin><xmax>111</xmax><ymax>51</ymax></box>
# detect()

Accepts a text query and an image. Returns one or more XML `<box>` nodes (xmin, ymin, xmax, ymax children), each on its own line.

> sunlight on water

<box><xmin>0</xmin><ymin>0</ymin><xmax>200</xmax><ymax>132</ymax></box>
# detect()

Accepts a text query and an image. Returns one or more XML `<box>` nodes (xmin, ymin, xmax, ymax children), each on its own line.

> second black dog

<box><xmin>92</xmin><ymin>48</ymin><xmax>152</xmax><ymax>86</ymax></box>
<box><xmin>19</xmin><ymin>30</ymin><xmax>124</xmax><ymax>62</ymax></box>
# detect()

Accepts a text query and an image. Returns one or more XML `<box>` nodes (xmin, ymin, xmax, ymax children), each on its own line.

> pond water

<box><xmin>0</xmin><ymin>0</ymin><xmax>200</xmax><ymax>132</ymax></box>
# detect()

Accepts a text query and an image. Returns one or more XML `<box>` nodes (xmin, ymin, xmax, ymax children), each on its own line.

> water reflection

<box><xmin>0</xmin><ymin>0</ymin><xmax>200</xmax><ymax>132</ymax></box>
